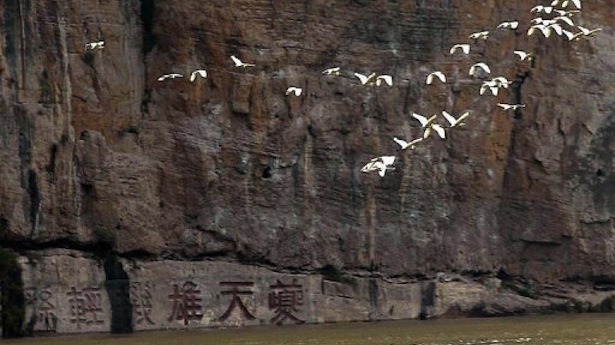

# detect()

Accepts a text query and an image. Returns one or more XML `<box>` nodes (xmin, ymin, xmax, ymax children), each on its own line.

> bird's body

<box><xmin>376</xmin><ymin>75</ymin><xmax>393</xmax><ymax>86</ymax></box>
<box><xmin>450</xmin><ymin>44</ymin><xmax>471</xmax><ymax>55</ymax></box>
<box><xmin>424</xmin><ymin>123</ymin><xmax>446</xmax><ymax>139</ymax></box>
<box><xmin>157</xmin><ymin>73</ymin><xmax>183</xmax><ymax>81</ymax></box>
<box><xmin>514</xmin><ymin>50</ymin><xmax>533</xmax><ymax>61</ymax></box>
<box><xmin>492</xmin><ymin>76</ymin><xmax>512</xmax><ymax>88</ymax></box>
<box><xmin>469</xmin><ymin>31</ymin><xmax>489</xmax><ymax>40</ymax></box>
<box><xmin>411</xmin><ymin>113</ymin><xmax>443</xmax><ymax>139</ymax></box>
<box><xmin>529</xmin><ymin>20</ymin><xmax>569</xmax><ymax>38</ymax></box>
<box><xmin>549</xmin><ymin>23</ymin><xmax>564</xmax><ymax>36</ymax></box>
<box><xmin>569</xmin><ymin>26</ymin><xmax>603</xmax><ymax>40</ymax></box>
<box><xmin>354</xmin><ymin>72</ymin><xmax>377</xmax><ymax>85</ymax></box>
<box><xmin>189</xmin><ymin>69</ymin><xmax>207</xmax><ymax>82</ymax></box>
<box><xmin>497</xmin><ymin>103</ymin><xmax>526</xmax><ymax>110</ymax></box>
<box><xmin>354</xmin><ymin>73</ymin><xmax>391</xmax><ymax>86</ymax></box>
<box><xmin>411</xmin><ymin>113</ymin><xmax>437</xmax><ymax>128</ymax></box>
<box><xmin>497</xmin><ymin>21</ymin><xmax>519</xmax><ymax>30</ymax></box>
<box><xmin>553</xmin><ymin>15</ymin><xmax>575</xmax><ymax>27</ymax></box>
<box><xmin>322</xmin><ymin>67</ymin><xmax>341</xmax><ymax>75</ymax></box>
<box><xmin>231</xmin><ymin>55</ymin><xmax>255</xmax><ymax>67</ymax></box>
<box><xmin>553</xmin><ymin>9</ymin><xmax>581</xmax><ymax>17</ymax></box>
<box><xmin>393</xmin><ymin>137</ymin><xmax>423</xmax><ymax>150</ymax></box>
<box><xmin>442</xmin><ymin>111</ymin><xmax>470</xmax><ymax>127</ymax></box>
<box><xmin>531</xmin><ymin>18</ymin><xmax>550</xmax><ymax>25</ymax></box>
<box><xmin>286</xmin><ymin>86</ymin><xmax>303</xmax><ymax>96</ymax></box>
<box><xmin>480</xmin><ymin>81</ymin><xmax>499</xmax><ymax>96</ymax></box>
<box><xmin>469</xmin><ymin>62</ymin><xmax>491</xmax><ymax>76</ymax></box>
<box><xmin>426</xmin><ymin>71</ymin><xmax>446</xmax><ymax>85</ymax></box>
<box><xmin>361</xmin><ymin>156</ymin><xmax>396</xmax><ymax>177</ymax></box>
<box><xmin>480</xmin><ymin>77</ymin><xmax>511</xmax><ymax>96</ymax></box>
<box><xmin>551</xmin><ymin>0</ymin><xmax>581</xmax><ymax>9</ymax></box>
<box><xmin>531</xmin><ymin>5</ymin><xmax>554</xmax><ymax>13</ymax></box>
<box><xmin>528</xmin><ymin>24</ymin><xmax>553</xmax><ymax>37</ymax></box>
<box><xmin>85</xmin><ymin>41</ymin><xmax>105</xmax><ymax>50</ymax></box>
<box><xmin>562</xmin><ymin>29</ymin><xmax>576</xmax><ymax>40</ymax></box>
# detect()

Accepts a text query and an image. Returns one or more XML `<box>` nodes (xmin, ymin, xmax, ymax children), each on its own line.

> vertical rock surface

<box><xmin>0</xmin><ymin>0</ymin><xmax>614</xmax><ymax>334</ymax></box>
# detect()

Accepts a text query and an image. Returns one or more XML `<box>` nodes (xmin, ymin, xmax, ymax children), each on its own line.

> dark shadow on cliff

<box><xmin>103</xmin><ymin>254</ymin><xmax>133</xmax><ymax>333</ymax></box>
<box><xmin>97</xmin><ymin>229</ymin><xmax>132</xmax><ymax>334</ymax></box>
<box><xmin>0</xmin><ymin>248</ymin><xmax>25</xmax><ymax>338</ymax></box>
<box><xmin>140</xmin><ymin>0</ymin><xmax>157</xmax><ymax>55</ymax></box>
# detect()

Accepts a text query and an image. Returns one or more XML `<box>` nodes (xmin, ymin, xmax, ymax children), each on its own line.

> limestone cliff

<box><xmin>1</xmin><ymin>0</ymin><xmax>614</xmax><ymax>335</ymax></box>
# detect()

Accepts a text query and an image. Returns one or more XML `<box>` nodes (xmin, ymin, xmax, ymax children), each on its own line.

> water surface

<box><xmin>5</xmin><ymin>313</ymin><xmax>615</xmax><ymax>345</ymax></box>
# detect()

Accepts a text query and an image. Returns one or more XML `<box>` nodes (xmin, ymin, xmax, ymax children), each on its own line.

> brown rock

<box><xmin>1</xmin><ymin>0</ymin><xmax>615</xmax><ymax>334</ymax></box>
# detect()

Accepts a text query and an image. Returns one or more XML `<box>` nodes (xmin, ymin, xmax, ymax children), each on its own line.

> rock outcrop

<box><xmin>1</xmin><ymin>0</ymin><xmax>614</xmax><ymax>336</ymax></box>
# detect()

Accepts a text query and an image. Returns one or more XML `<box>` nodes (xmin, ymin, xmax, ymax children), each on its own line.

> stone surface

<box><xmin>18</xmin><ymin>252</ymin><xmax>425</xmax><ymax>332</ymax></box>
<box><xmin>18</xmin><ymin>252</ymin><xmax>615</xmax><ymax>334</ymax></box>
<box><xmin>1</xmin><ymin>0</ymin><xmax>615</xmax><ymax>335</ymax></box>
<box><xmin>19</xmin><ymin>249</ymin><xmax>109</xmax><ymax>334</ymax></box>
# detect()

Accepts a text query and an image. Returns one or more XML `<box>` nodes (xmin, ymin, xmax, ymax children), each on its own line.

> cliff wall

<box><xmin>0</xmin><ymin>0</ymin><xmax>614</xmax><ymax>335</ymax></box>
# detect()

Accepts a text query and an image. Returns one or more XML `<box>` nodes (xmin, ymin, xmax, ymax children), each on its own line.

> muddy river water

<box><xmin>4</xmin><ymin>313</ymin><xmax>615</xmax><ymax>345</ymax></box>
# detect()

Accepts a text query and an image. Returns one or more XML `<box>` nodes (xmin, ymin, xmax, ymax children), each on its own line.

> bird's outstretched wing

<box><xmin>231</xmin><ymin>55</ymin><xmax>243</xmax><ymax>66</ymax></box>
<box><xmin>450</xmin><ymin>44</ymin><xmax>470</xmax><ymax>55</ymax></box>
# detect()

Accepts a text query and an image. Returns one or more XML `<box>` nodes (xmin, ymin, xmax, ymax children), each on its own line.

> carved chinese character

<box><xmin>130</xmin><ymin>282</ymin><xmax>155</xmax><ymax>325</ymax></box>
<box><xmin>167</xmin><ymin>281</ymin><xmax>203</xmax><ymax>325</ymax></box>
<box><xmin>66</xmin><ymin>286</ymin><xmax>104</xmax><ymax>327</ymax></box>
<box><xmin>268</xmin><ymin>279</ymin><xmax>305</xmax><ymax>325</ymax></box>
<box><xmin>37</xmin><ymin>289</ymin><xmax>58</xmax><ymax>331</ymax></box>
<box><xmin>218</xmin><ymin>281</ymin><xmax>256</xmax><ymax>322</ymax></box>
<box><xmin>25</xmin><ymin>287</ymin><xmax>58</xmax><ymax>332</ymax></box>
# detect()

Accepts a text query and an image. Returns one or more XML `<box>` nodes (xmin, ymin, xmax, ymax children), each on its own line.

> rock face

<box><xmin>1</xmin><ymin>0</ymin><xmax>615</xmax><ymax>336</ymax></box>
<box><xmin>19</xmin><ymin>249</ymin><xmax>424</xmax><ymax>333</ymax></box>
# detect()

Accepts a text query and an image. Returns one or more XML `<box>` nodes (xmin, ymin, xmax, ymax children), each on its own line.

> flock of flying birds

<box><xmin>359</xmin><ymin>0</ymin><xmax>601</xmax><ymax>177</ymax></box>
<box><xmin>83</xmin><ymin>0</ymin><xmax>600</xmax><ymax>179</ymax></box>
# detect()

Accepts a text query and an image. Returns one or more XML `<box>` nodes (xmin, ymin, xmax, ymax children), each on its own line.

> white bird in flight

<box><xmin>354</xmin><ymin>72</ymin><xmax>377</xmax><ymax>85</ymax></box>
<box><xmin>450</xmin><ymin>44</ymin><xmax>470</xmax><ymax>55</ymax></box>
<box><xmin>412</xmin><ymin>113</ymin><xmax>442</xmax><ymax>139</ymax></box>
<box><xmin>553</xmin><ymin>15</ymin><xmax>575</xmax><ymax>27</ymax></box>
<box><xmin>157</xmin><ymin>73</ymin><xmax>183</xmax><ymax>81</ymax></box>
<box><xmin>361</xmin><ymin>156</ymin><xmax>396</xmax><ymax>177</ymax></box>
<box><xmin>322</xmin><ymin>67</ymin><xmax>341</xmax><ymax>75</ymax></box>
<box><xmin>424</xmin><ymin>123</ymin><xmax>446</xmax><ymax>139</ymax></box>
<box><xmin>189</xmin><ymin>69</ymin><xmax>207</xmax><ymax>82</ymax></box>
<box><xmin>354</xmin><ymin>73</ymin><xmax>392</xmax><ymax>86</ymax></box>
<box><xmin>376</xmin><ymin>75</ymin><xmax>393</xmax><ymax>86</ymax></box>
<box><xmin>285</xmin><ymin>86</ymin><xmax>303</xmax><ymax>96</ymax></box>
<box><xmin>551</xmin><ymin>0</ymin><xmax>581</xmax><ymax>9</ymax></box>
<box><xmin>562</xmin><ymin>29</ymin><xmax>576</xmax><ymax>41</ymax></box>
<box><xmin>411</xmin><ymin>113</ymin><xmax>437</xmax><ymax>128</ymax></box>
<box><xmin>393</xmin><ymin>137</ymin><xmax>423</xmax><ymax>150</ymax></box>
<box><xmin>569</xmin><ymin>26</ymin><xmax>603</xmax><ymax>40</ymax></box>
<box><xmin>497</xmin><ymin>21</ymin><xmax>519</xmax><ymax>30</ymax></box>
<box><xmin>480</xmin><ymin>81</ymin><xmax>500</xmax><ymax>96</ymax></box>
<box><xmin>492</xmin><ymin>76</ymin><xmax>512</xmax><ymax>88</ymax></box>
<box><xmin>85</xmin><ymin>41</ymin><xmax>105</xmax><ymax>50</ymax></box>
<box><xmin>231</xmin><ymin>55</ymin><xmax>255</xmax><ymax>68</ymax></box>
<box><xmin>553</xmin><ymin>9</ymin><xmax>581</xmax><ymax>17</ymax></box>
<box><xmin>530</xmin><ymin>18</ymin><xmax>556</xmax><ymax>26</ymax></box>
<box><xmin>480</xmin><ymin>77</ymin><xmax>511</xmax><ymax>96</ymax></box>
<box><xmin>441</xmin><ymin>111</ymin><xmax>470</xmax><ymax>128</ymax></box>
<box><xmin>469</xmin><ymin>31</ymin><xmax>489</xmax><ymax>40</ymax></box>
<box><xmin>469</xmin><ymin>62</ymin><xmax>491</xmax><ymax>77</ymax></box>
<box><xmin>528</xmin><ymin>24</ymin><xmax>553</xmax><ymax>38</ymax></box>
<box><xmin>497</xmin><ymin>103</ymin><xmax>526</xmax><ymax>110</ymax></box>
<box><xmin>514</xmin><ymin>50</ymin><xmax>533</xmax><ymax>61</ymax></box>
<box><xmin>531</xmin><ymin>5</ymin><xmax>554</xmax><ymax>14</ymax></box>
<box><xmin>426</xmin><ymin>71</ymin><xmax>446</xmax><ymax>85</ymax></box>
<box><xmin>548</xmin><ymin>23</ymin><xmax>564</xmax><ymax>36</ymax></box>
